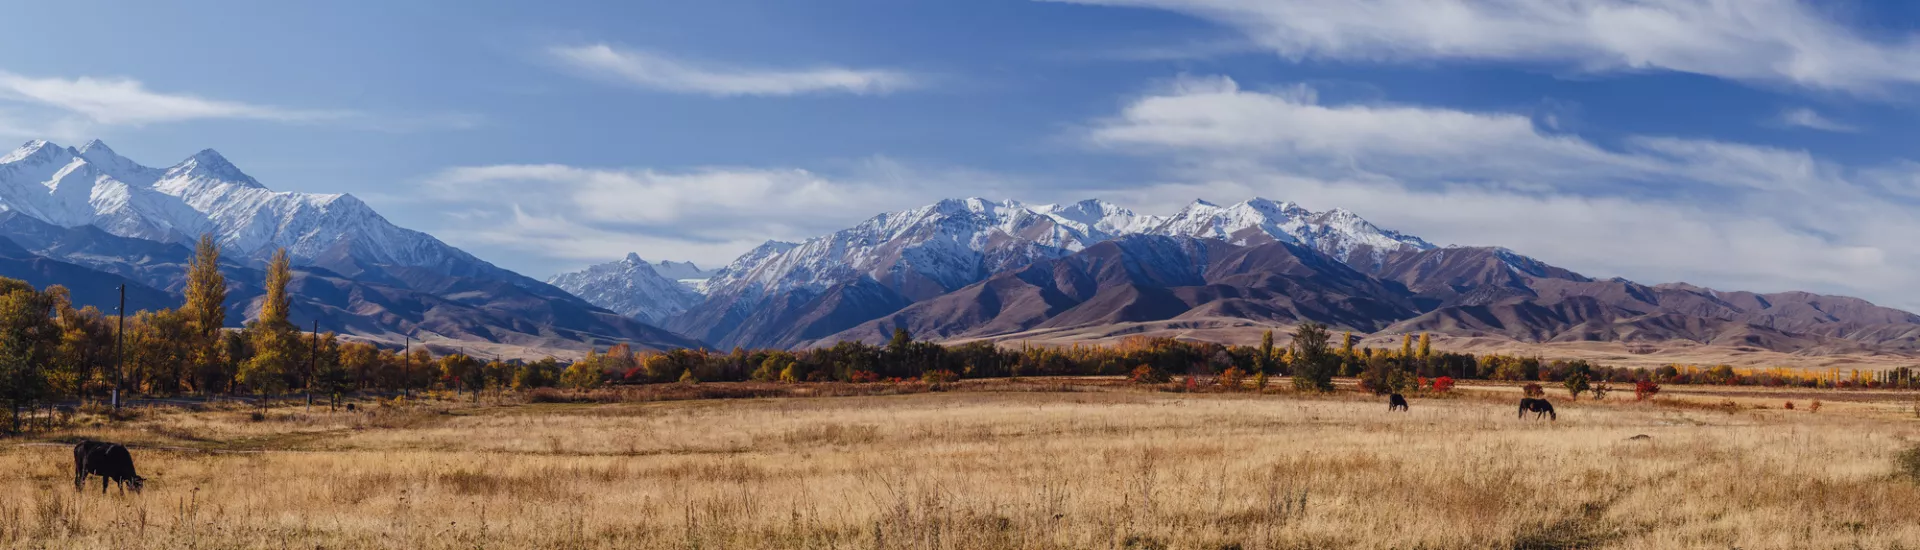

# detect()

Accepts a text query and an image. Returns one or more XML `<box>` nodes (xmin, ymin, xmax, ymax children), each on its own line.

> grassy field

<box><xmin>3</xmin><ymin>380</ymin><xmax>1920</xmax><ymax>549</ymax></box>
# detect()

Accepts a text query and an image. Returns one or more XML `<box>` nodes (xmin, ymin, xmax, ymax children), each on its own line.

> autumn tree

<box><xmin>561</xmin><ymin>356</ymin><xmax>603</xmax><ymax>392</ymax></box>
<box><xmin>239</xmin><ymin>249</ymin><xmax>295</xmax><ymax>408</ymax></box>
<box><xmin>0</xmin><ymin>279</ymin><xmax>59</xmax><ymax>432</ymax></box>
<box><xmin>182</xmin><ymin>233</ymin><xmax>227</xmax><ymax>392</ymax></box>
<box><xmin>1417</xmin><ymin>333</ymin><xmax>1431</xmax><ymax>362</ymax></box>
<box><xmin>52</xmin><ymin>298</ymin><xmax>112</xmax><ymax>402</ymax></box>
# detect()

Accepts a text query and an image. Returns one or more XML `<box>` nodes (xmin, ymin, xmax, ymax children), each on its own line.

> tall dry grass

<box><xmin>2</xmin><ymin>386</ymin><xmax>1919</xmax><ymax>548</ymax></box>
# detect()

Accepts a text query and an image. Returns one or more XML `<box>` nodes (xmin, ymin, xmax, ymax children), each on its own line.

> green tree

<box><xmin>1417</xmin><ymin>333</ymin><xmax>1432</xmax><ymax>362</ymax></box>
<box><xmin>1290</xmin><ymin>322</ymin><xmax>1335</xmax><ymax>392</ymax></box>
<box><xmin>1563</xmin><ymin>371</ymin><xmax>1591</xmax><ymax>400</ymax></box>
<box><xmin>1258</xmin><ymin>329</ymin><xmax>1275</xmax><ymax>374</ymax></box>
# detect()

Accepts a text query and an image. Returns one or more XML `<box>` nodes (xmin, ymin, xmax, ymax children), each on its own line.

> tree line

<box><xmin>3</xmin><ymin>237</ymin><xmax>1914</xmax><ymax>431</ymax></box>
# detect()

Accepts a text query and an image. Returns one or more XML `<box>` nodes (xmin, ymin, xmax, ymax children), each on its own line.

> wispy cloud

<box><xmin>1053</xmin><ymin>0</ymin><xmax>1920</xmax><ymax>96</ymax></box>
<box><xmin>1773</xmin><ymin>107</ymin><xmax>1858</xmax><ymax>133</ymax></box>
<box><xmin>424</xmin><ymin>158</ymin><xmax>1024</xmax><ymax>270</ymax></box>
<box><xmin>0</xmin><ymin>70</ymin><xmax>480</xmax><ymax>138</ymax></box>
<box><xmin>1082</xmin><ymin>75</ymin><xmax>1920</xmax><ymax>309</ymax></box>
<box><xmin>0</xmin><ymin>71</ymin><xmax>345</xmax><ymax>125</ymax></box>
<box><xmin>548</xmin><ymin>44</ymin><xmax>918</xmax><ymax>96</ymax></box>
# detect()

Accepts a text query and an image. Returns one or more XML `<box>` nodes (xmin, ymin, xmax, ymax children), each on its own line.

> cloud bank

<box><xmin>1054</xmin><ymin>0</ymin><xmax>1920</xmax><ymax>96</ymax></box>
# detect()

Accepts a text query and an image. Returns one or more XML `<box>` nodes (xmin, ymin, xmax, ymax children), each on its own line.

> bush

<box><xmin>1129</xmin><ymin>365</ymin><xmax>1170</xmax><ymax>385</ymax></box>
<box><xmin>849</xmin><ymin>370</ymin><xmax>880</xmax><ymax>383</ymax></box>
<box><xmin>1634</xmin><ymin>379</ymin><xmax>1660</xmax><ymax>401</ymax></box>
<box><xmin>1432</xmin><ymin>376</ymin><xmax>1455</xmax><ymax>393</ymax></box>
<box><xmin>921</xmin><ymin>369</ymin><xmax>958</xmax><ymax>384</ymax></box>
<box><xmin>1523</xmin><ymin>383</ymin><xmax>1544</xmax><ymax>397</ymax></box>
<box><xmin>1218</xmin><ymin>367</ymin><xmax>1246</xmax><ymax>390</ymax></box>
<box><xmin>1809</xmin><ymin>399</ymin><xmax>1823</xmax><ymax>413</ymax></box>
<box><xmin>1897</xmin><ymin>444</ymin><xmax>1920</xmax><ymax>482</ymax></box>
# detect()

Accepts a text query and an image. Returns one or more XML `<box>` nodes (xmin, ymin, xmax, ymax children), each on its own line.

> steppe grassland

<box><xmin>0</xmin><ymin>384</ymin><xmax>1918</xmax><ymax>549</ymax></box>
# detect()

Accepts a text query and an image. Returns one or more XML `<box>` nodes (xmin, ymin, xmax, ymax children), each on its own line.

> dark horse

<box><xmin>1388</xmin><ymin>393</ymin><xmax>1409</xmax><ymax>412</ymax></box>
<box><xmin>73</xmin><ymin>440</ymin><xmax>144</xmax><ymax>494</ymax></box>
<box><xmin>1518</xmin><ymin>398</ymin><xmax>1557</xmax><ymax>421</ymax></box>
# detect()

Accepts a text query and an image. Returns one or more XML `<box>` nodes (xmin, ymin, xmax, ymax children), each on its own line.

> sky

<box><xmin>5</xmin><ymin>0</ymin><xmax>1920</xmax><ymax>309</ymax></box>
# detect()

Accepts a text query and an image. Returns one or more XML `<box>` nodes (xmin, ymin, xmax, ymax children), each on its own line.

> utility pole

<box><xmin>307</xmin><ymin>319</ymin><xmax>318</xmax><ymax>411</ymax></box>
<box><xmin>113</xmin><ymin>284</ymin><xmax>125</xmax><ymax>411</ymax></box>
<box><xmin>403</xmin><ymin>334</ymin><xmax>414</xmax><ymax>400</ymax></box>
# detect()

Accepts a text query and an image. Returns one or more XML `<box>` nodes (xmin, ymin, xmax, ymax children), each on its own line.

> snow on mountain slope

<box><xmin>547</xmin><ymin>253</ymin><xmax>706</xmax><ymax>324</ymax></box>
<box><xmin>1145</xmin><ymin>198</ymin><xmax>1434</xmax><ymax>264</ymax></box>
<box><xmin>700</xmin><ymin>198</ymin><xmax>1153</xmax><ymax>302</ymax></box>
<box><xmin>0</xmin><ymin>139</ymin><xmax>495</xmax><ymax>273</ymax></box>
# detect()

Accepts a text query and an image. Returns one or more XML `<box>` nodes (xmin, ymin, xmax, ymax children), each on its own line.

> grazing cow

<box><xmin>73</xmin><ymin>440</ymin><xmax>144</xmax><ymax>494</ymax></box>
<box><xmin>1388</xmin><ymin>393</ymin><xmax>1409</xmax><ymax>412</ymax></box>
<box><xmin>1517</xmin><ymin>398</ymin><xmax>1557</xmax><ymax>421</ymax></box>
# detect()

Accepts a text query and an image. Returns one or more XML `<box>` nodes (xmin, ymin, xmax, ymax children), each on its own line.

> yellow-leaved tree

<box><xmin>239</xmin><ymin>249</ymin><xmax>294</xmax><ymax>409</ymax></box>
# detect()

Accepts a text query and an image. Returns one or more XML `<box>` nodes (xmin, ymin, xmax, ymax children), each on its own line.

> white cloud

<box><xmin>549</xmin><ymin>44</ymin><xmax>918</xmax><ymax>96</ymax></box>
<box><xmin>1774</xmin><ymin>107</ymin><xmax>1858</xmax><ymax>132</ymax></box>
<box><xmin>1083</xmin><ymin>75</ymin><xmax>1920</xmax><ymax>310</ymax></box>
<box><xmin>0</xmin><ymin>71</ymin><xmax>344</xmax><ymax>126</ymax></box>
<box><xmin>424</xmin><ymin>158</ymin><xmax>1023</xmax><ymax>270</ymax></box>
<box><xmin>1053</xmin><ymin>0</ymin><xmax>1920</xmax><ymax>95</ymax></box>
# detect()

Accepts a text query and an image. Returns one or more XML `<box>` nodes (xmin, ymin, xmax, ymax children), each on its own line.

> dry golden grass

<box><xmin>4</xmin><ymin>382</ymin><xmax>1920</xmax><ymax>549</ymax></box>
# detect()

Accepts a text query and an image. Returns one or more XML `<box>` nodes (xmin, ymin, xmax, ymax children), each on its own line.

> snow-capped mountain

<box><xmin>0</xmin><ymin>139</ymin><xmax>499</xmax><ymax>273</ymax></box>
<box><xmin>547</xmin><ymin>253</ymin><xmax>707</xmax><ymax>324</ymax></box>
<box><xmin>700</xmin><ymin>198</ymin><xmax>1154</xmax><ymax>303</ymax></box>
<box><xmin>1146</xmin><ymin>198</ymin><xmax>1435</xmax><ymax>265</ymax></box>
<box><xmin>661</xmin><ymin>196</ymin><xmax>1432</xmax><ymax>348</ymax></box>
<box><xmin>695</xmin><ymin>197</ymin><xmax>1427</xmax><ymax>304</ymax></box>
<box><xmin>648</xmin><ymin>259</ymin><xmax>720</xmax><ymax>288</ymax></box>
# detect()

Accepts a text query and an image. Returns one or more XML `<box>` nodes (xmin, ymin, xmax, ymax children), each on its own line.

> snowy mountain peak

<box><xmin>165</xmin><ymin>149</ymin><xmax>263</xmax><ymax>188</ymax></box>
<box><xmin>1</xmin><ymin>140</ymin><xmax>61</xmax><ymax>164</ymax></box>
<box><xmin>0</xmin><ymin>138</ymin><xmax>506</xmax><ymax>279</ymax></box>
<box><xmin>77</xmin><ymin>139</ymin><xmax>113</xmax><ymax>156</ymax></box>
<box><xmin>548</xmin><ymin>254</ymin><xmax>705</xmax><ymax>323</ymax></box>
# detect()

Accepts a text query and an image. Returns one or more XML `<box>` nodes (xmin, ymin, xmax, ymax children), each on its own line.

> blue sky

<box><xmin>5</xmin><ymin>1</ymin><xmax>1920</xmax><ymax>308</ymax></box>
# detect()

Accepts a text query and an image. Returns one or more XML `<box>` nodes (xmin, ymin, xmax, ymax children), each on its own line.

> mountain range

<box><xmin>7</xmin><ymin>138</ymin><xmax>1916</xmax><ymax>360</ymax></box>
<box><xmin>0</xmin><ymin>140</ymin><xmax>694</xmax><ymax>354</ymax></box>
<box><xmin>559</xmin><ymin>196</ymin><xmax>1920</xmax><ymax>357</ymax></box>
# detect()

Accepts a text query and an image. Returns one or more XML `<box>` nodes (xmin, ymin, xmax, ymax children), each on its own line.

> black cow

<box><xmin>73</xmin><ymin>440</ymin><xmax>144</xmax><ymax>494</ymax></box>
<box><xmin>1518</xmin><ymin>398</ymin><xmax>1557</xmax><ymax>421</ymax></box>
<box><xmin>1388</xmin><ymin>393</ymin><xmax>1409</xmax><ymax>412</ymax></box>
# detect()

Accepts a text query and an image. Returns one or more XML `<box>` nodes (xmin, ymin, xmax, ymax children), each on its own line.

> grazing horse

<box><xmin>73</xmin><ymin>440</ymin><xmax>144</xmax><ymax>494</ymax></box>
<box><xmin>1517</xmin><ymin>398</ymin><xmax>1557</xmax><ymax>421</ymax></box>
<box><xmin>1388</xmin><ymin>393</ymin><xmax>1409</xmax><ymax>412</ymax></box>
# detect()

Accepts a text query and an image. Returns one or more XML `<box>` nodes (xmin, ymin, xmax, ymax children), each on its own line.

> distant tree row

<box><xmin>2</xmin><ymin>237</ymin><xmax>1914</xmax><ymax>432</ymax></box>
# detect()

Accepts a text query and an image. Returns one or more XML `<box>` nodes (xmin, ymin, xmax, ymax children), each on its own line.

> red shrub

<box><xmin>850</xmin><ymin>370</ymin><xmax>880</xmax><ymax>383</ymax></box>
<box><xmin>1634</xmin><ymin>379</ymin><xmax>1661</xmax><ymax>401</ymax></box>
<box><xmin>1432</xmin><ymin>376</ymin><xmax>1455</xmax><ymax>393</ymax></box>
<box><xmin>1784</xmin><ymin>401</ymin><xmax>1795</xmax><ymax>410</ymax></box>
<box><xmin>1129</xmin><ymin>365</ymin><xmax>1170</xmax><ymax>385</ymax></box>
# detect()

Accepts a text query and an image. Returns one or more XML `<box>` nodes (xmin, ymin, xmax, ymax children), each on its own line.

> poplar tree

<box><xmin>1258</xmin><ymin>329</ymin><xmax>1275</xmax><ymax>374</ymax></box>
<box><xmin>1417</xmin><ymin>333</ymin><xmax>1432</xmax><ymax>362</ymax></box>
<box><xmin>239</xmin><ymin>249</ymin><xmax>294</xmax><ymax>408</ymax></box>
<box><xmin>182</xmin><ymin>234</ymin><xmax>227</xmax><ymax>391</ymax></box>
